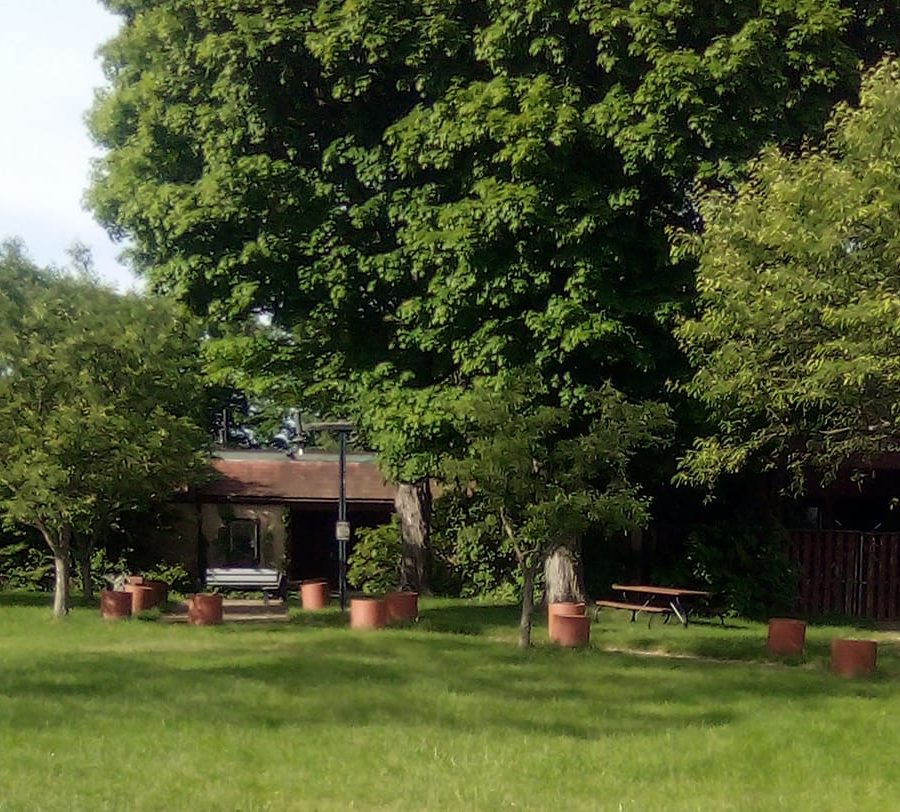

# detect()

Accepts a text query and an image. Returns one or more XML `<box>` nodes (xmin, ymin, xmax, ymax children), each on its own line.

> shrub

<box><xmin>676</xmin><ymin>522</ymin><xmax>797</xmax><ymax>619</ymax></box>
<box><xmin>347</xmin><ymin>518</ymin><xmax>402</xmax><ymax>594</ymax></box>
<box><xmin>0</xmin><ymin>529</ymin><xmax>54</xmax><ymax>591</ymax></box>
<box><xmin>87</xmin><ymin>546</ymin><xmax>133</xmax><ymax>592</ymax></box>
<box><xmin>142</xmin><ymin>562</ymin><xmax>194</xmax><ymax>595</ymax></box>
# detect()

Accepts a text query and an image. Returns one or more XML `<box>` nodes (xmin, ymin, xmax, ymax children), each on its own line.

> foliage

<box><xmin>87</xmin><ymin>0</ymin><xmax>891</xmax><ymax>490</ymax></box>
<box><xmin>347</xmin><ymin>517</ymin><xmax>403</xmax><ymax>594</ymax></box>
<box><xmin>0</xmin><ymin>527</ymin><xmax>53</xmax><ymax>592</ymax></box>
<box><xmin>0</xmin><ymin>241</ymin><xmax>209</xmax><ymax>615</ymax></box>
<box><xmin>347</xmin><ymin>499</ymin><xmax>521</xmax><ymax>598</ymax></box>
<box><xmin>431</xmin><ymin>490</ymin><xmax>519</xmax><ymax>599</ymax></box>
<box><xmin>677</xmin><ymin>60</ymin><xmax>900</xmax><ymax>493</ymax></box>
<box><xmin>443</xmin><ymin>374</ymin><xmax>671</xmax><ymax>645</ymax></box>
<box><xmin>86</xmin><ymin>547</ymin><xmax>133</xmax><ymax>594</ymax></box>
<box><xmin>674</xmin><ymin>522</ymin><xmax>797</xmax><ymax>620</ymax></box>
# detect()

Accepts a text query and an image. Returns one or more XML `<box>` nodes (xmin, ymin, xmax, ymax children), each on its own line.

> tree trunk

<box><xmin>54</xmin><ymin>551</ymin><xmax>71</xmax><ymax>618</ymax></box>
<box><xmin>73</xmin><ymin>531</ymin><xmax>96</xmax><ymax>602</ymax></box>
<box><xmin>518</xmin><ymin>557</ymin><xmax>538</xmax><ymax>649</ymax></box>
<box><xmin>37</xmin><ymin>524</ymin><xmax>72</xmax><ymax>619</ymax></box>
<box><xmin>543</xmin><ymin>539</ymin><xmax>585</xmax><ymax>604</ymax></box>
<box><xmin>80</xmin><ymin>551</ymin><xmax>94</xmax><ymax>603</ymax></box>
<box><xmin>396</xmin><ymin>479</ymin><xmax>432</xmax><ymax>593</ymax></box>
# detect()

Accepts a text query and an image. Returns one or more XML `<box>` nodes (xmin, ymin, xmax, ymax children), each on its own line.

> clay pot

<box><xmin>300</xmin><ymin>579</ymin><xmax>330</xmax><ymax>610</ymax></box>
<box><xmin>548</xmin><ymin>602</ymin><xmax>586</xmax><ymax>642</ymax></box>
<box><xmin>125</xmin><ymin>584</ymin><xmax>156</xmax><ymax>613</ymax></box>
<box><xmin>100</xmin><ymin>590</ymin><xmax>132</xmax><ymax>620</ymax></box>
<box><xmin>126</xmin><ymin>575</ymin><xmax>144</xmax><ymax>585</ymax></box>
<box><xmin>830</xmin><ymin>639</ymin><xmax>878</xmax><ymax>678</ymax></box>
<box><xmin>554</xmin><ymin>613</ymin><xmax>591</xmax><ymax>647</ymax></box>
<box><xmin>385</xmin><ymin>591</ymin><xmax>419</xmax><ymax>623</ymax></box>
<box><xmin>767</xmin><ymin>618</ymin><xmax>807</xmax><ymax>656</ymax></box>
<box><xmin>143</xmin><ymin>580</ymin><xmax>169</xmax><ymax>607</ymax></box>
<box><xmin>350</xmin><ymin>597</ymin><xmax>386</xmax><ymax>630</ymax></box>
<box><xmin>188</xmin><ymin>593</ymin><xmax>224</xmax><ymax>625</ymax></box>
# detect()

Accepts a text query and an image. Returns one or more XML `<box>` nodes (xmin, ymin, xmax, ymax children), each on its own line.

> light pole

<box><xmin>303</xmin><ymin>420</ymin><xmax>353</xmax><ymax>610</ymax></box>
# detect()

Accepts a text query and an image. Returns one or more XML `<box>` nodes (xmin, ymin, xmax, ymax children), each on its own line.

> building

<box><xmin>163</xmin><ymin>451</ymin><xmax>395</xmax><ymax>586</ymax></box>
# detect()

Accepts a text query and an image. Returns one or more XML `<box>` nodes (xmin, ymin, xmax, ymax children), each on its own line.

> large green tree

<box><xmin>677</xmin><ymin>59</ymin><xmax>900</xmax><ymax>494</ymax></box>
<box><xmin>0</xmin><ymin>242</ymin><xmax>208</xmax><ymax>616</ymax></box>
<box><xmin>88</xmin><ymin>0</ymin><xmax>894</xmax><ymax>591</ymax></box>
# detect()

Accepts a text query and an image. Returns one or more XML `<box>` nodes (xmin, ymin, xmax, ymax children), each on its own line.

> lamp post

<box><xmin>303</xmin><ymin>420</ymin><xmax>353</xmax><ymax>610</ymax></box>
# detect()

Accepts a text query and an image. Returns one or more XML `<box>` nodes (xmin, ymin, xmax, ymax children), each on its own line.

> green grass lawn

<box><xmin>1</xmin><ymin>594</ymin><xmax>899</xmax><ymax>811</ymax></box>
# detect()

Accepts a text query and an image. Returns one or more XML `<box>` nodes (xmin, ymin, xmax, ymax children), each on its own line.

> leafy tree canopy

<box><xmin>87</xmin><ymin>0</ymin><xmax>893</xmax><ymax>482</ymax></box>
<box><xmin>676</xmin><ymin>59</ymin><xmax>900</xmax><ymax>493</ymax></box>
<box><xmin>0</xmin><ymin>241</ymin><xmax>208</xmax><ymax>615</ymax></box>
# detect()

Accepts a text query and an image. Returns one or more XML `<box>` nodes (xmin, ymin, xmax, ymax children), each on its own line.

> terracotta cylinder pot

<box><xmin>188</xmin><ymin>593</ymin><xmax>224</xmax><ymax>625</ymax></box>
<box><xmin>350</xmin><ymin>597</ymin><xmax>387</xmax><ymax>630</ymax></box>
<box><xmin>555</xmin><ymin>613</ymin><xmax>591</xmax><ymax>648</ymax></box>
<box><xmin>831</xmin><ymin>639</ymin><xmax>878</xmax><ymax>678</ymax></box>
<box><xmin>100</xmin><ymin>590</ymin><xmax>132</xmax><ymax>620</ymax></box>
<box><xmin>125</xmin><ymin>584</ymin><xmax>156</xmax><ymax>613</ymax></box>
<box><xmin>300</xmin><ymin>579</ymin><xmax>330</xmax><ymax>610</ymax></box>
<box><xmin>142</xmin><ymin>580</ymin><xmax>168</xmax><ymax>607</ymax></box>
<box><xmin>385</xmin><ymin>591</ymin><xmax>419</xmax><ymax>622</ymax></box>
<box><xmin>125</xmin><ymin>575</ymin><xmax>144</xmax><ymax>586</ymax></box>
<box><xmin>548</xmin><ymin>602</ymin><xmax>586</xmax><ymax>642</ymax></box>
<box><xmin>767</xmin><ymin>618</ymin><xmax>807</xmax><ymax>656</ymax></box>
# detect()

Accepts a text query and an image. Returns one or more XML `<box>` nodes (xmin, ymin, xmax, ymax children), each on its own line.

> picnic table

<box><xmin>596</xmin><ymin>584</ymin><xmax>712</xmax><ymax>627</ymax></box>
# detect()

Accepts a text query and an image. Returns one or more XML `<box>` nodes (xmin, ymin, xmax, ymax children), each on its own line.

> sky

<box><xmin>0</xmin><ymin>1</ymin><xmax>135</xmax><ymax>289</ymax></box>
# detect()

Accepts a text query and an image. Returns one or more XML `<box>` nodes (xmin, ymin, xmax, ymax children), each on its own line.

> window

<box><xmin>225</xmin><ymin>519</ymin><xmax>259</xmax><ymax>565</ymax></box>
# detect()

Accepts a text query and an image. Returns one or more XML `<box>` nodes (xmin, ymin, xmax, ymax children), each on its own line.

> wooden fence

<box><xmin>788</xmin><ymin>530</ymin><xmax>900</xmax><ymax>620</ymax></box>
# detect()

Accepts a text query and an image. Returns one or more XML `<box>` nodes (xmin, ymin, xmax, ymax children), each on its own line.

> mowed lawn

<box><xmin>1</xmin><ymin>595</ymin><xmax>899</xmax><ymax>811</ymax></box>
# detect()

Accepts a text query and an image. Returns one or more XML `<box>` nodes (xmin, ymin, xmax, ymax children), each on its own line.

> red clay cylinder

<box><xmin>385</xmin><ymin>591</ymin><xmax>419</xmax><ymax>622</ymax></box>
<box><xmin>300</xmin><ymin>579</ymin><xmax>330</xmax><ymax>610</ymax></box>
<box><xmin>767</xmin><ymin>618</ymin><xmax>807</xmax><ymax>656</ymax></box>
<box><xmin>555</xmin><ymin>613</ymin><xmax>591</xmax><ymax>648</ymax></box>
<box><xmin>188</xmin><ymin>593</ymin><xmax>224</xmax><ymax>625</ymax></box>
<box><xmin>125</xmin><ymin>584</ymin><xmax>156</xmax><ymax>613</ymax></box>
<box><xmin>548</xmin><ymin>601</ymin><xmax>586</xmax><ymax>642</ymax></box>
<box><xmin>100</xmin><ymin>590</ymin><xmax>132</xmax><ymax>619</ymax></box>
<box><xmin>831</xmin><ymin>639</ymin><xmax>878</xmax><ymax>678</ymax></box>
<box><xmin>143</xmin><ymin>580</ymin><xmax>168</xmax><ymax>607</ymax></box>
<box><xmin>350</xmin><ymin>597</ymin><xmax>387</xmax><ymax>630</ymax></box>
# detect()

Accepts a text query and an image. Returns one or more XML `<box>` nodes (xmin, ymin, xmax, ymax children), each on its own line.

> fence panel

<box><xmin>788</xmin><ymin>531</ymin><xmax>900</xmax><ymax>620</ymax></box>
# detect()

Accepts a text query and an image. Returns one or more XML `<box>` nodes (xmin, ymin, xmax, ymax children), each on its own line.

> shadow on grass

<box><xmin>0</xmin><ymin>591</ymin><xmax>55</xmax><ymax>608</ymax></box>
<box><xmin>416</xmin><ymin>602</ymin><xmax>522</xmax><ymax>636</ymax></box>
<box><xmin>3</xmin><ymin>620</ymin><xmax>898</xmax><ymax>746</ymax></box>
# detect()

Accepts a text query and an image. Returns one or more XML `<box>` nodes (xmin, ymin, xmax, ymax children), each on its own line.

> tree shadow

<box><xmin>416</xmin><ymin>602</ymin><xmax>522</xmax><ymax>636</ymax></box>
<box><xmin>0</xmin><ymin>591</ymin><xmax>54</xmax><ymax>608</ymax></box>
<box><xmin>2</xmin><ymin>623</ymin><xmax>896</xmax><ymax>745</ymax></box>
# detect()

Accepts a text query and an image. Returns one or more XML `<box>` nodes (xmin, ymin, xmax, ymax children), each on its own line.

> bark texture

<box><xmin>518</xmin><ymin>558</ymin><xmax>538</xmax><ymax>649</ymax></box>
<box><xmin>39</xmin><ymin>524</ymin><xmax>72</xmax><ymax>618</ymax></box>
<box><xmin>81</xmin><ymin>556</ymin><xmax>93</xmax><ymax>603</ymax></box>
<box><xmin>543</xmin><ymin>540</ymin><xmax>585</xmax><ymax>604</ymax></box>
<box><xmin>396</xmin><ymin>479</ymin><xmax>432</xmax><ymax>593</ymax></box>
<box><xmin>75</xmin><ymin>533</ymin><xmax>96</xmax><ymax>602</ymax></box>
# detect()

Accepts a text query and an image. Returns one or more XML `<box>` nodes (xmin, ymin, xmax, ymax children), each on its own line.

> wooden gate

<box><xmin>788</xmin><ymin>530</ymin><xmax>900</xmax><ymax>620</ymax></box>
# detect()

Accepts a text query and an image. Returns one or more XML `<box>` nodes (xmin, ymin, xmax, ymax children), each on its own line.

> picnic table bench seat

<box><xmin>595</xmin><ymin>599</ymin><xmax>672</xmax><ymax>627</ymax></box>
<box><xmin>204</xmin><ymin>567</ymin><xmax>286</xmax><ymax>605</ymax></box>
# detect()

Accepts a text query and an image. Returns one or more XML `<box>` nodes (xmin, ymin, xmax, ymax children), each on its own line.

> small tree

<box><xmin>443</xmin><ymin>376</ymin><xmax>670</xmax><ymax>647</ymax></box>
<box><xmin>0</xmin><ymin>242</ymin><xmax>208</xmax><ymax>616</ymax></box>
<box><xmin>676</xmin><ymin>60</ymin><xmax>900</xmax><ymax>492</ymax></box>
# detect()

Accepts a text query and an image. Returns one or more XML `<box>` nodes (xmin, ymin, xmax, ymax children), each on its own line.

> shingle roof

<box><xmin>198</xmin><ymin>453</ymin><xmax>395</xmax><ymax>504</ymax></box>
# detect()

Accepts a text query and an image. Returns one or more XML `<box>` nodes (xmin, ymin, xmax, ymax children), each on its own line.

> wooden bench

<box><xmin>595</xmin><ymin>599</ymin><xmax>672</xmax><ymax>627</ymax></box>
<box><xmin>204</xmin><ymin>567</ymin><xmax>286</xmax><ymax>605</ymax></box>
